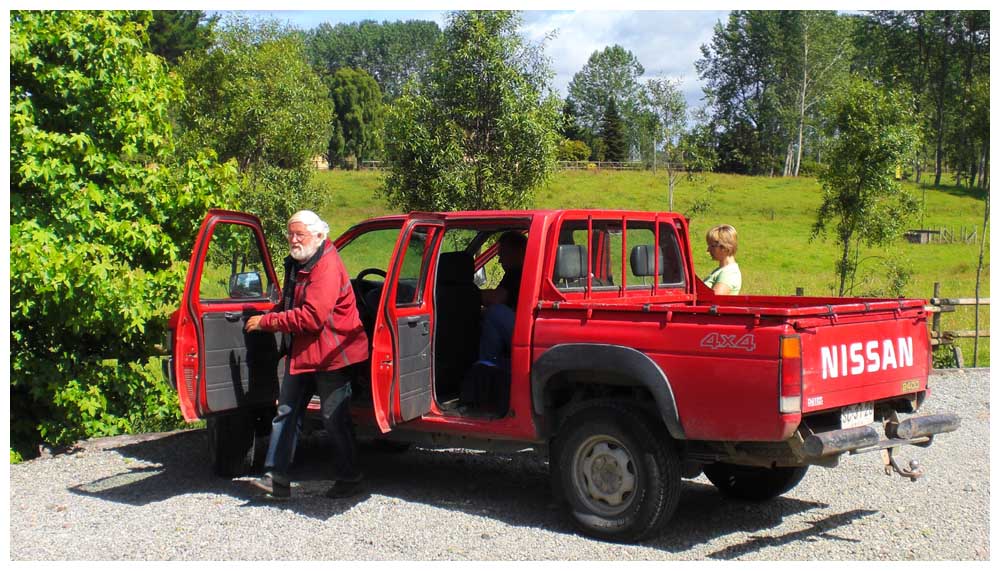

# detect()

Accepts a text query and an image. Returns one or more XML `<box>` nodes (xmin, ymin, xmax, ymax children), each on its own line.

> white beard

<box><xmin>290</xmin><ymin>241</ymin><xmax>321</xmax><ymax>262</ymax></box>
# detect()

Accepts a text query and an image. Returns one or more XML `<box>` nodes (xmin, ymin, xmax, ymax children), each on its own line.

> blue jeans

<box><xmin>264</xmin><ymin>365</ymin><xmax>361</xmax><ymax>484</ymax></box>
<box><xmin>479</xmin><ymin>303</ymin><xmax>515</xmax><ymax>371</ymax></box>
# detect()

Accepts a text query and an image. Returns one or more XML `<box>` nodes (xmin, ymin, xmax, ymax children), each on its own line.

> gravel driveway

<box><xmin>9</xmin><ymin>369</ymin><xmax>989</xmax><ymax>560</ymax></box>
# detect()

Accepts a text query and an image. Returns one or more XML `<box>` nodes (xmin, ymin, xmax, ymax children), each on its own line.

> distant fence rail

<box><xmin>356</xmin><ymin>160</ymin><xmax>692</xmax><ymax>172</ymax></box>
<box><xmin>926</xmin><ymin>282</ymin><xmax>988</xmax><ymax>368</ymax></box>
<box><xmin>905</xmin><ymin>226</ymin><xmax>979</xmax><ymax>244</ymax></box>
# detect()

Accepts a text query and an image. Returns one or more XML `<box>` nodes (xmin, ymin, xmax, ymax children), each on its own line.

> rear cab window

<box><xmin>548</xmin><ymin>213</ymin><xmax>689</xmax><ymax>301</ymax></box>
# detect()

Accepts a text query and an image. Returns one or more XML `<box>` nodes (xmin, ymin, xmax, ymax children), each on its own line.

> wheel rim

<box><xmin>571</xmin><ymin>434</ymin><xmax>638</xmax><ymax>516</ymax></box>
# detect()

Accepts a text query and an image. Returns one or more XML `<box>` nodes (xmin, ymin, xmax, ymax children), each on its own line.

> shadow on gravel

<box><xmin>68</xmin><ymin>429</ymin><xmax>870</xmax><ymax>553</ymax></box>
<box><xmin>67</xmin><ymin>430</ymin><xmax>365</xmax><ymax>520</ymax></box>
<box><xmin>643</xmin><ymin>483</ymin><xmax>878</xmax><ymax>557</ymax></box>
<box><xmin>702</xmin><ymin>508</ymin><xmax>878</xmax><ymax>559</ymax></box>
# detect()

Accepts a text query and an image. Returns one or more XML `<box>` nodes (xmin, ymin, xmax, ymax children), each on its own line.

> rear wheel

<box><xmin>207</xmin><ymin>409</ymin><xmax>270</xmax><ymax>477</ymax></box>
<box><xmin>553</xmin><ymin>405</ymin><xmax>681</xmax><ymax>542</ymax></box>
<box><xmin>703</xmin><ymin>463</ymin><xmax>808</xmax><ymax>501</ymax></box>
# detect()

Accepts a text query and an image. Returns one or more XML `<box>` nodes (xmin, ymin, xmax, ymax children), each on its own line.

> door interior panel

<box><xmin>202</xmin><ymin>312</ymin><xmax>280</xmax><ymax>411</ymax></box>
<box><xmin>395</xmin><ymin>314</ymin><xmax>432</xmax><ymax>421</ymax></box>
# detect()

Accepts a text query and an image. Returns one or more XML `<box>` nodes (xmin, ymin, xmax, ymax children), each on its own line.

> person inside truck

<box><xmin>243</xmin><ymin>210</ymin><xmax>369</xmax><ymax>500</ymax></box>
<box><xmin>477</xmin><ymin>231</ymin><xmax>527</xmax><ymax>369</ymax></box>
<box><xmin>703</xmin><ymin>224</ymin><xmax>742</xmax><ymax>295</ymax></box>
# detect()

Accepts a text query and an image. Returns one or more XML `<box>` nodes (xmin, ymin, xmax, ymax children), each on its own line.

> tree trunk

<box><xmin>979</xmin><ymin>141</ymin><xmax>989</xmax><ymax>189</ymax></box>
<box><xmin>667</xmin><ymin>168</ymin><xmax>675</xmax><ymax>211</ymax></box>
<box><xmin>973</xmin><ymin>189</ymin><xmax>989</xmax><ymax>366</ymax></box>
<box><xmin>932</xmin><ymin>13</ymin><xmax>952</xmax><ymax>187</ymax></box>
<box><xmin>837</xmin><ymin>235</ymin><xmax>850</xmax><ymax>297</ymax></box>
<box><xmin>794</xmin><ymin>33</ymin><xmax>809</xmax><ymax>177</ymax></box>
<box><xmin>783</xmin><ymin>142</ymin><xmax>794</xmax><ymax>177</ymax></box>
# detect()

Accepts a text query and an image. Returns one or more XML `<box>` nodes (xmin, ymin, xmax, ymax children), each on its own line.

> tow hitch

<box><xmin>881</xmin><ymin>447</ymin><xmax>922</xmax><ymax>481</ymax></box>
<box><xmin>797</xmin><ymin>412</ymin><xmax>960</xmax><ymax>481</ymax></box>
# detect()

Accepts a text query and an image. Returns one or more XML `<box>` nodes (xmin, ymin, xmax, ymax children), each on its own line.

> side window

<box><xmin>337</xmin><ymin>227</ymin><xmax>402</xmax><ymax>278</ymax></box>
<box><xmin>199</xmin><ymin>223</ymin><xmax>271</xmax><ymax>301</ymax></box>
<box><xmin>440</xmin><ymin>229</ymin><xmax>503</xmax><ymax>288</ymax></box>
<box><xmin>624</xmin><ymin>224</ymin><xmax>658</xmax><ymax>288</ymax></box>
<box><xmin>553</xmin><ymin>220</ymin><xmax>618</xmax><ymax>290</ymax></box>
<box><xmin>395</xmin><ymin>226</ymin><xmax>438</xmax><ymax>306</ymax></box>
<box><xmin>623</xmin><ymin>222</ymin><xmax>686</xmax><ymax>288</ymax></box>
<box><xmin>658</xmin><ymin>223</ymin><xmax>686</xmax><ymax>287</ymax></box>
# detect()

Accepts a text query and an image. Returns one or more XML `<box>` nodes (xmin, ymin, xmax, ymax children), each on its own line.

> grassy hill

<box><xmin>310</xmin><ymin>168</ymin><xmax>990</xmax><ymax>366</ymax></box>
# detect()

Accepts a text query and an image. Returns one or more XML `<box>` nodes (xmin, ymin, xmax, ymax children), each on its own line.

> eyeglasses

<box><xmin>286</xmin><ymin>231</ymin><xmax>312</xmax><ymax>242</ymax></box>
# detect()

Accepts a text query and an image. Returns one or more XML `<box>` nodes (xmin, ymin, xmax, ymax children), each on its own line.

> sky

<box><xmin>213</xmin><ymin>8</ymin><xmax>731</xmax><ymax>112</ymax></box>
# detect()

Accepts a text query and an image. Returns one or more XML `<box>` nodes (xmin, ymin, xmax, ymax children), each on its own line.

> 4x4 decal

<box><xmin>700</xmin><ymin>332</ymin><xmax>756</xmax><ymax>352</ymax></box>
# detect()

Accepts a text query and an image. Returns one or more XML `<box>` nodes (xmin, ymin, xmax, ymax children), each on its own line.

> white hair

<box><xmin>288</xmin><ymin>210</ymin><xmax>329</xmax><ymax>238</ymax></box>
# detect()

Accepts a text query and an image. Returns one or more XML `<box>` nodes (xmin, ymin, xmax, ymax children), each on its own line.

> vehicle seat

<box><xmin>434</xmin><ymin>252</ymin><xmax>481</xmax><ymax>400</ymax></box>
<box><xmin>629</xmin><ymin>244</ymin><xmax>662</xmax><ymax>284</ymax></box>
<box><xmin>554</xmin><ymin>244</ymin><xmax>588</xmax><ymax>288</ymax></box>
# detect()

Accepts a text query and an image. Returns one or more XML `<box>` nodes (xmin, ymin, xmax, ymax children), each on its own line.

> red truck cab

<box><xmin>166</xmin><ymin>208</ymin><xmax>959</xmax><ymax>542</ymax></box>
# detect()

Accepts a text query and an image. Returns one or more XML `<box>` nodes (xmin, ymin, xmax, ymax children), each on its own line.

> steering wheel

<box><xmin>355</xmin><ymin>268</ymin><xmax>387</xmax><ymax>316</ymax></box>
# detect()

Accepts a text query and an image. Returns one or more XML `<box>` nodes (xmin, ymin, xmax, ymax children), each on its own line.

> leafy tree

<box><xmin>697</xmin><ymin>11</ymin><xmax>786</xmax><ymax>174</ymax></box>
<box><xmin>644</xmin><ymin>77</ymin><xmax>716</xmax><ymax>210</ymax></box>
<box><xmin>326</xmin><ymin>67</ymin><xmax>384</xmax><ymax>168</ymax></box>
<box><xmin>10</xmin><ymin>10</ymin><xmax>239</xmax><ymax>457</ymax></box>
<box><xmin>146</xmin><ymin>10</ymin><xmax>218</xmax><ymax>64</ymax></box>
<box><xmin>600</xmin><ymin>98</ymin><xmax>627</xmax><ymax>163</ymax></box>
<box><xmin>568</xmin><ymin>45</ymin><xmax>646</xmax><ymax>159</ymax></box>
<box><xmin>307</xmin><ymin>19</ymin><xmax>442</xmax><ymax>100</ymax></box>
<box><xmin>856</xmin><ymin>11</ymin><xmax>989</xmax><ymax>187</ymax></box>
<box><xmin>812</xmin><ymin>77</ymin><xmax>919</xmax><ymax>296</ymax></box>
<box><xmin>559</xmin><ymin>98</ymin><xmax>591</xmax><ymax>144</ymax></box>
<box><xmin>557</xmin><ymin>139</ymin><xmax>591</xmax><ymax>162</ymax></box>
<box><xmin>176</xmin><ymin>15</ymin><xmax>333</xmax><ymax>248</ymax></box>
<box><xmin>775</xmin><ymin>11</ymin><xmax>854</xmax><ymax>177</ymax></box>
<box><xmin>382</xmin><ymin>11</ymin><xmax>560</xmax><ymax>211</ymax></box>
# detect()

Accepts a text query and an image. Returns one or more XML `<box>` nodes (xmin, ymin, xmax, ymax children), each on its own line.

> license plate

<box><xmin>840</xmin><ymin>402</ymin><xmax>874</xmax><ymax>429</ymax></box>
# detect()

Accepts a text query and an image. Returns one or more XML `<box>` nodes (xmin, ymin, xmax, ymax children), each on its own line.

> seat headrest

<box><xmin>437</xmin><ymin>251</ymin><xmax>474</xmax><ymax>285</ymax></box>
<box><xmin>555</xmin><ymin>244</ymin><xmax>587</xmax><ymax>280</ymax></box>
<box><xmin>629</xmin><ymin>245</ymin><xmax>663</xmax><ymax>277</ymax></box>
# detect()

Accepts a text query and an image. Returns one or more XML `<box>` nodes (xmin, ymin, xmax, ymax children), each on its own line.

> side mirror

<box><xmin>229</xmin><ymin>271</ymin><xmax>264</xmax><ymax>298</ymax></box>
<box><xmin>473</xmin><ymin>266</ymin><xmax>488</xmax><ymax>288</ymax></box>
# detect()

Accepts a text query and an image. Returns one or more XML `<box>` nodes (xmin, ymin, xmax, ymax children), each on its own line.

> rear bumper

<box><xmin>799</xmin><ymin>413</ymin><xmax>960</xmax><ymax>458</ymax></box>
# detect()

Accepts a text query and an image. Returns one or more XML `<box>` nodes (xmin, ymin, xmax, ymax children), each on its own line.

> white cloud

<box><xmin>521</xmin><ymin>11</ymin><xmax>728</xmax><ymax>108</ymax></box>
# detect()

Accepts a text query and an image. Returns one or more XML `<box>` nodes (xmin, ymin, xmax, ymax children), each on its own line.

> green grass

<box><xmin>310</xmin><ymin>168</ymin><xmax>990</xmax><ymax>366</ymax></box>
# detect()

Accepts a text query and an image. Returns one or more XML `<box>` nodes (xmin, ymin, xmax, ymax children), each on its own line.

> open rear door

<box><xmin>370</xmin><ymin>216</ymin><xmax>444</xmax><ymax>432</ymax></box>
<box><xmin>172</xmin><ymin>210</ymin><xmax>282</xmax><ymax>421</ymax></box>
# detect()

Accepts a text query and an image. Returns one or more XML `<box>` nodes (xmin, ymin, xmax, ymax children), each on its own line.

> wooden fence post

<box><xmin>932</xmin><ymin>282</ymin><xmax>941</xmax><ymax>343</ymax></box>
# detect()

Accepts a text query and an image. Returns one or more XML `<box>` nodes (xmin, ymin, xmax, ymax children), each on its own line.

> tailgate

<box><xmin>800</xmin><ymin>315</ymin><xmax>930</xmax><ymax>415</ymax></box>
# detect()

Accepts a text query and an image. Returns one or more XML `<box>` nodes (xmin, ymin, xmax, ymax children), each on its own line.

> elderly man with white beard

<box><xmin>244</xmin><ymin>210</ymin><xmax>369</xmax><ymax>500</ymax></box>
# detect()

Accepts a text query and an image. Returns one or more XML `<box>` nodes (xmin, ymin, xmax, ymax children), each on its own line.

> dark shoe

<box><xmin>324</xmin><ymin>478</ymin><xmax>366</xmax><ymax>499</ymax></box>
<box><xmin>249</xmin><ymin>473</ymin><xmax>290</xmax><ymax>500</ymax></box>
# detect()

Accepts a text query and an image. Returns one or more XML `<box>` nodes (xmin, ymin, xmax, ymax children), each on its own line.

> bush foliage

<box><xmin>382</xmin><ymin>11</ymin><xmax>560</xmax><ymax>211</ymax></box>
<box><xmin>10</xmin><ymin>11</ymin><xmax>239</xmax><ymax>457</ymax></box>
<box><xmin>175</xmin><ymin>15</ymin><xmax>333</xmax><ymax>247</ymax></box>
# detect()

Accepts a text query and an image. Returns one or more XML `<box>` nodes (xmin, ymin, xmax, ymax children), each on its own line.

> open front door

<box><xmin>172</xmin><ymin>210</ymin><xmax>282</xmax><ymax>421</ymax></box>
<box><xmin>370</xmin><ymin>217</ymin><xmax>444</xmax><ymax>432</ymax></box>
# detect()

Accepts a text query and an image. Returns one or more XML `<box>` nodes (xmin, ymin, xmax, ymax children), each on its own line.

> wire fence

<box><xmin>355</xmin><ymin>160</ymin><xmax>692</xmax><ymax>172</ymax></box>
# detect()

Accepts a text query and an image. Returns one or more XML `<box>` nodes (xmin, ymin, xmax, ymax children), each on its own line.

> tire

<box><xmin>207</xmin><ymin>410</ymin><xmax>269</xmax><ymax>478</ymax></box>
<box><xmin>703</xmin><ymin>463</ymin><xmax>809</xmax><ymax>501</ymax></box>
<box><xmin>553</xmin><ymin>404</ymin><xmax>681</xmax><ymax>542</ymax></box>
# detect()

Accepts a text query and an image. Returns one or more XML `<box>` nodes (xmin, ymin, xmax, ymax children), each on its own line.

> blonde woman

<box><xmin>703</xmin><ymin>224</ymin><xmax>741</xmax><ymax>295</ymax></box>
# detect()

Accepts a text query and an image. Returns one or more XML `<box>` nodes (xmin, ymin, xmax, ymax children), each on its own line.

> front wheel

<box><xmin>703</xmin><ymin>463</ymin><xmax>809</xmax><ymax>501</ymax></box>
<box><xmin>553</xmin><ymin>405</ymin><xmax>681</xmax><ymax>542</ymax></box>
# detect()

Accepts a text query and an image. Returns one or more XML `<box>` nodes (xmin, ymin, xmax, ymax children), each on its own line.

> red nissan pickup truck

<box><xmin>165</xmin><ymin>208</ymin><xmax>959</xmax><ymax>542</ymax></box>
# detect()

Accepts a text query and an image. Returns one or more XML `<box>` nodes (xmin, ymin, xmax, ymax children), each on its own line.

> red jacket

<box><xmin>260</xmin><ymin>240</ymin><xmax>369</xmax><ymax>374</ymax></box>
